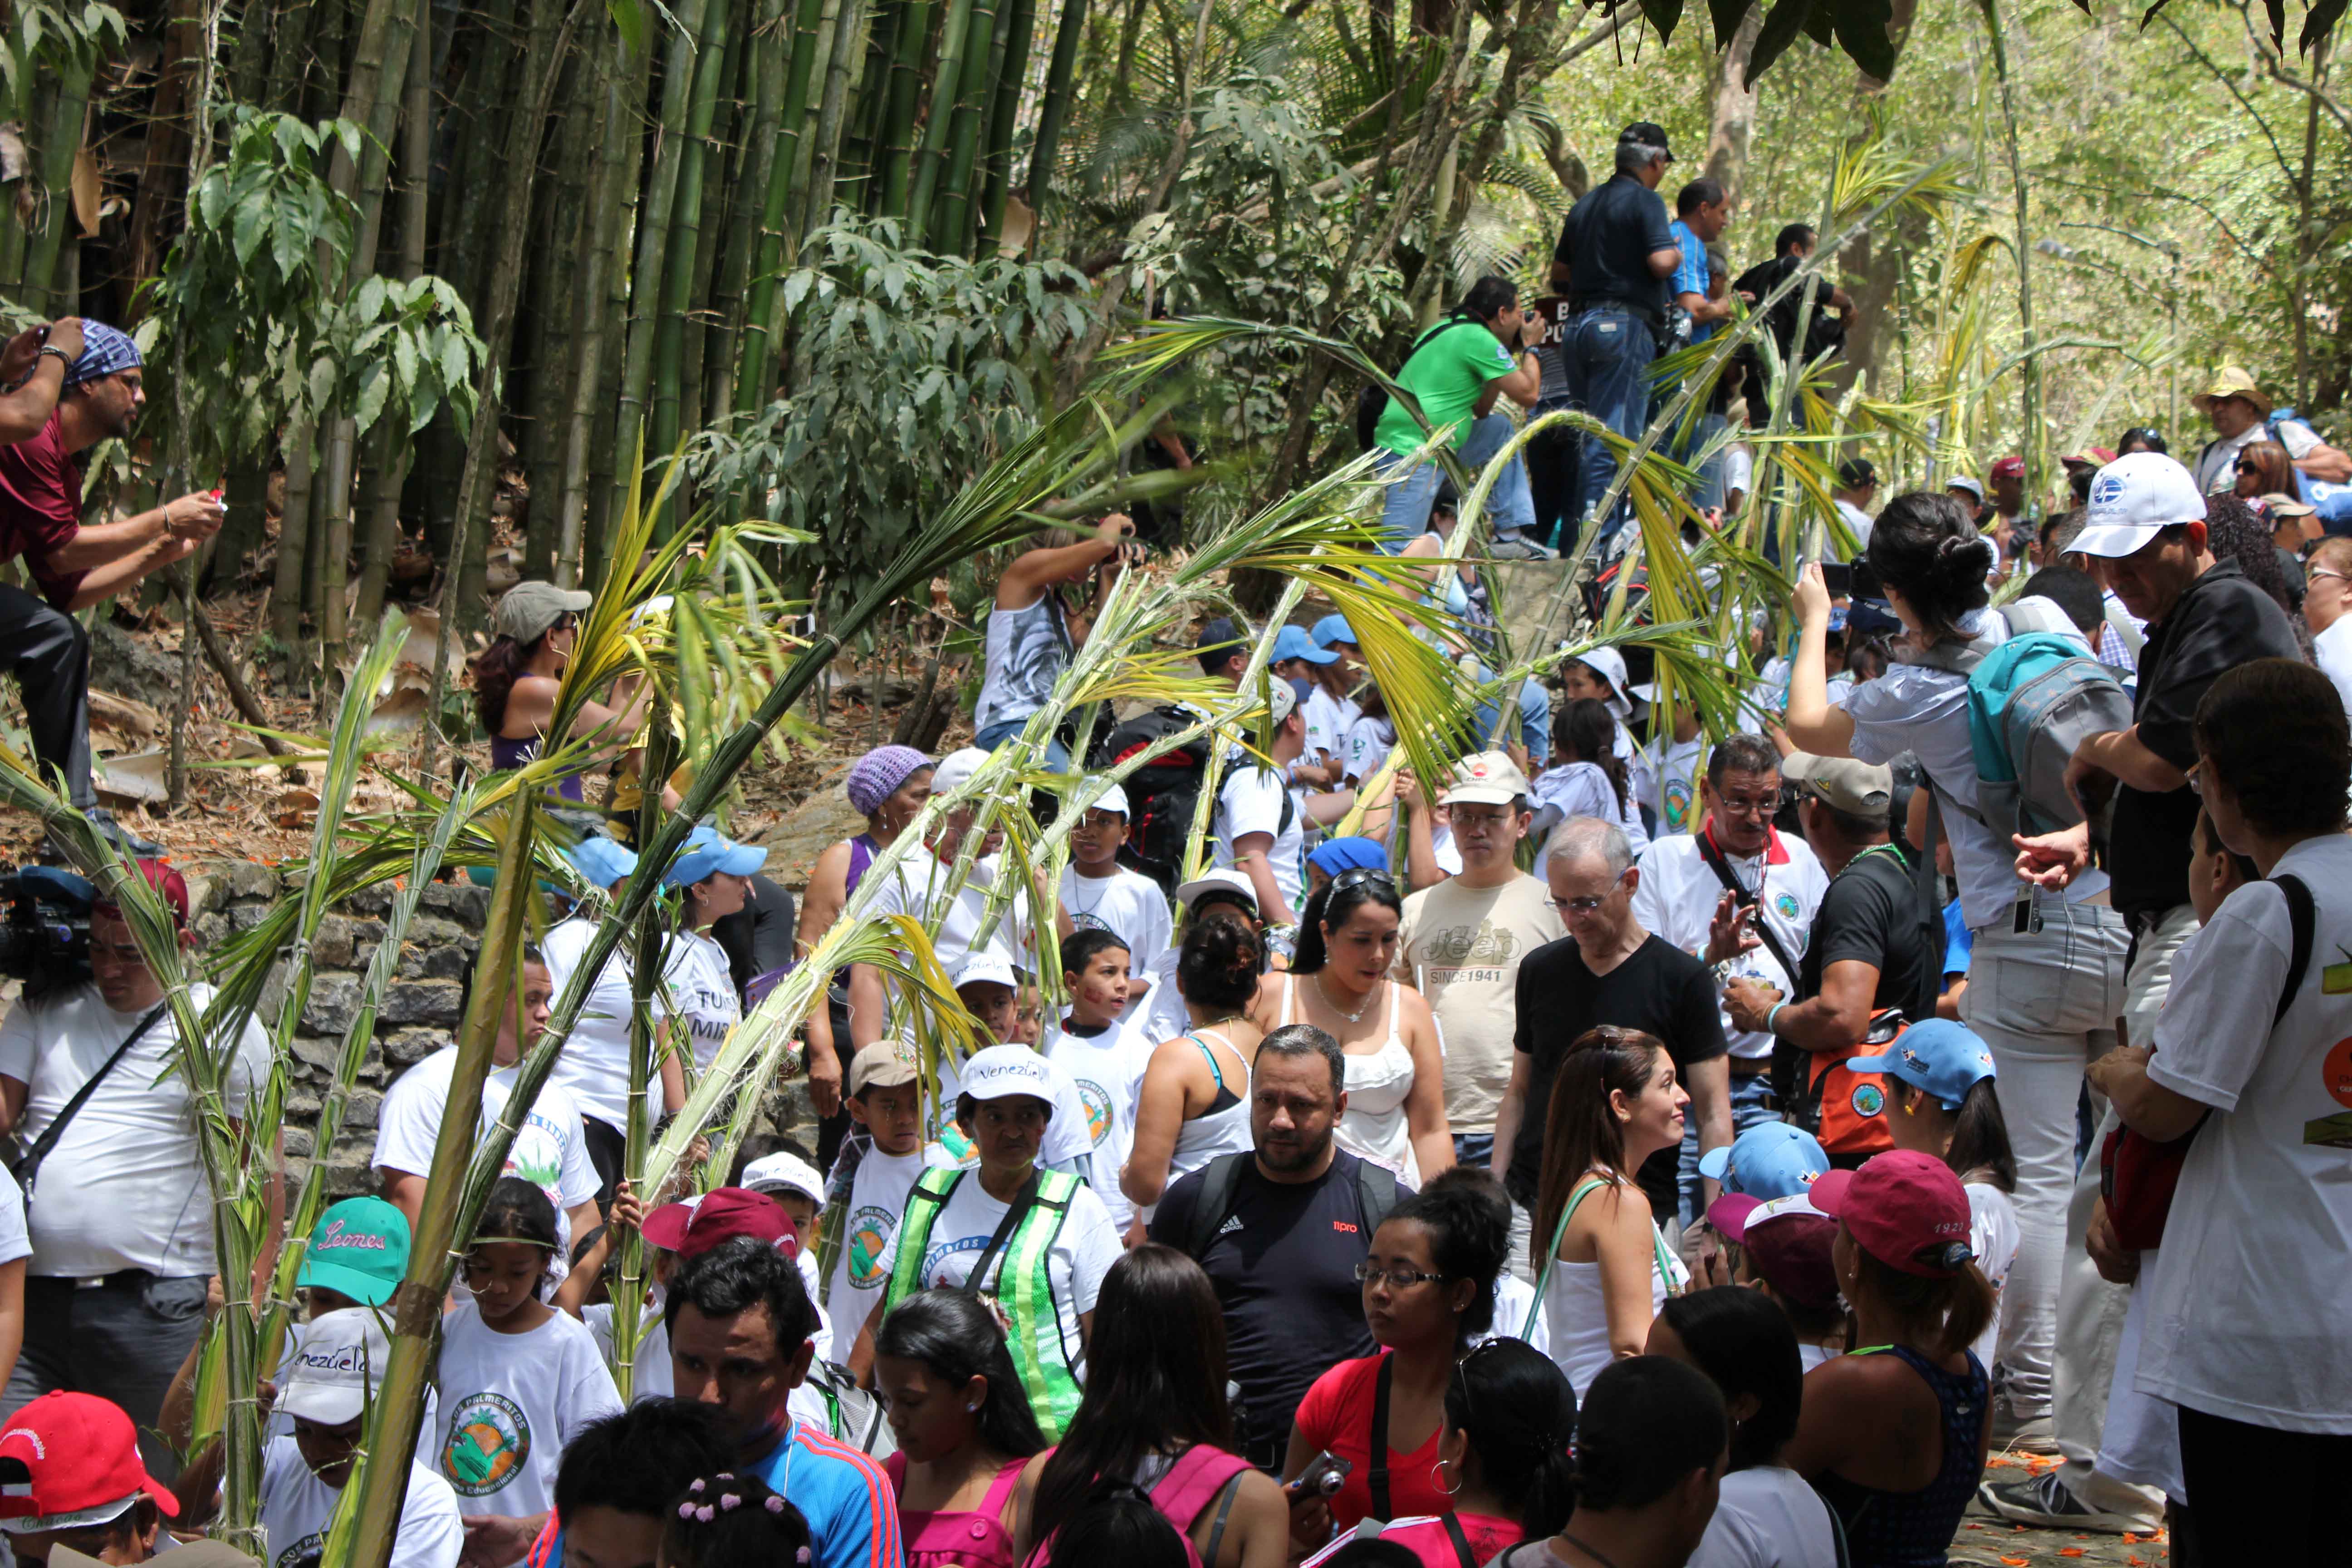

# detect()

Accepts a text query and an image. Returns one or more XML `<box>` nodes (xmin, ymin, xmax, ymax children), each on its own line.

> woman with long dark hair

<box><xmin>1252</xmin><ymin>871</ymin><xmax>1450</xmax><ymax>1184</ymax></box>
<box><xmin>1499</xmin><ymin>1357</ymin><xmax>1728</xmax><ymax>1568</ymax></box>
<box><xmin>1648</xmin><ymin>1288</ymin><xmax>1837</xmax><ymax>1568</ymax></box>
<box><xmin>1533</xmin><ymin>698</ymin><xmax>1646</xmax><ymax>870</ymax></box>
<box><xmin>1533</xmin><ymin>1027</ymin><xmax>1691</xmax><ymax>1400</ymax></box>
<box><xmin>2233</xmin><ymin>438</ymin><xmax>2298</xmax><ymax>504</ymax></box>
<box><xmin>1842</xmin><ymin>1019</ymin><xmax>2019</xmax><ymax>1374</ymax></box>
<box><xmin>1014</xmin><ymin>1245</ymin><xmax>1289</xmax><ymax>1568</ymax></box>
<box><xmin>876</xmin><ymin>1289</ymin><xmax>1048</xmax><ymax>1567</ymax></box>
<box><xmin>1124</xmin><ymin>916</ymin><xmax>1267</xmax><ymax>1216</ymax></box>
<box><xmin>1787</xmin><ymin>1152</ymin><xmax>1995</xmax><ymax>1567</ymax></box>
<box><xmin>1779</xmin><ymin>488</ymin><xmax>2129</xmax><ymax>1444</ymax></box>
<box><xmin>1299</xmin><ymin>1338</ymin><xmax>1579</xmax><ymax>1568</ymax></box>
<box><xmin>472</xmin><ymin>581</ymin><xmax>656</xmax><ymax>803</ymax></box>
<box><xmin>1283</xmin><ymin>1170</ymin><xmax>1514</xmax><ymax>1540</ymax></box>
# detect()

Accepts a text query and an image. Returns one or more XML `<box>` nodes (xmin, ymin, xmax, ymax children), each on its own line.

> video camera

<box><xmin>0</xmin><ymin>866</ymin><xmax>93</xmax><ymax>996</ymax></box>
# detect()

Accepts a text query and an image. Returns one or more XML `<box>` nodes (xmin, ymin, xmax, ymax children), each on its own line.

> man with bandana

<box><xmin>0</xmin><ymin>322</ymin><xmax>222</xmax><ymax>848</ymax></box>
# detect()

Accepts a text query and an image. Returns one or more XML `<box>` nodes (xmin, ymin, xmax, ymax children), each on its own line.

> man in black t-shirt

<box><xmin>1151</xmin><ymin>1025</ymin><xmax>1387</xmax><ymax>1468</ymax></box>
<box><xmin>1495</xmin><ymin>818</ymin><xmax>1724</xmax><ymax>1255</ymax></box>
<box><xmin>1724</xmin><ymin>753</ymin><xmax>1936</xmax><ymax>1162</ymax></box>
<box><xmin>1548</xmin><ymin>122</ymin><xmax>1681</xmax><ymax>553</ymax></box>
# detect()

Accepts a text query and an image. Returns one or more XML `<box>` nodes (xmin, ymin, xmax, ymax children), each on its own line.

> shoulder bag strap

<box><xmin>1184</xmin><ymin>1151</ymin><xmax>1250</xmax><ymax>1261</ymax></box>
<box><xmin>1520</xmin><ymin>1175</ymin><xmax>1608</xmax><ymax>1339</ymax></box>
<box><xmin>10</xmin><ymin>1003</ymin><xmax>168</xmax><ymax>1194</ymax></box>
<box><xmin>1440</xmin><ymin>1514</ymin><xmax>1479</xmax><ymax>1568</ymax></box>
<box><xmin>964</xmin><ymin>1170</ymin><xmax>1044</xmax><ymax>1298</ymax></box>
<box><xmin>1200</xmin><ymin>1470</ymin><xmax>1246</xmax><ymax>1568</ymax></box>
<box><xmin>1694</xmin><ymin>830</ymin><xmax>1803</xmax><ymax>984</ymax></box>
<box><xmin>1913</xmin><ymin>798</ymin><xmax>1945</xmax><ymax>1020</ymax></box>
<box><xmin>2273</xmin><ymin>873</ymin><xmax>2315</xmax><ymax>1027</ymax></box>
<box><xmin>1368</xmin><ymin>1355</ymin><xmax>1394</xmax><ymax>1521</ymax></box>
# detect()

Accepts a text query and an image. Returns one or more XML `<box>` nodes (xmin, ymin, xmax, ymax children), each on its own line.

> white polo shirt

<box><xmin>1631</xmin><ymin>828</ymin><xmax>1829</xmax><ymax>1061</ymax></box>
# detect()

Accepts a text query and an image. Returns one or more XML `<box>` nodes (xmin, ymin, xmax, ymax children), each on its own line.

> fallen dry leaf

<box><xmin>96</xmin><ymin>749</ymin><xmax>169</xmax><ymax>804</ymax></box>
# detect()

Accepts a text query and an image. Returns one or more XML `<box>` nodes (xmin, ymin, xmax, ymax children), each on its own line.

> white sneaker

<box><xmin>1489</xmin><ymin>533</ymin><xmax>1557</xmax><ymax>561</ymax></box>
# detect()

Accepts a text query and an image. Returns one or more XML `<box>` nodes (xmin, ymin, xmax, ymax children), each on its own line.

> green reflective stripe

<box><xmin>1005</xmin><ymin>1170</ymin><xmax>1083</xmax><ymax>1441</ymax></box>
<box><xmin>883</xmin><ymin>1166</ymin><xmax>963</xmax><ymax>1311</ymax></box>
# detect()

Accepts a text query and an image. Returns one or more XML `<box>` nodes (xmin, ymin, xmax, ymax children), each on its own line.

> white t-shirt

<box><xmin>1966</xmin><ymin>1180</ymin><xmax>2019</xmax><ymax>1374</ymax></box>
<box><xmin>1686</xmin><ymin>1464</ymin><xmax>1839</xmax><ymax>1568</ymax></box>
<box><xmin>0</xmin><ymin>1166</ymin><xmax>28</xmax><ymax>1271</ymax></box>
<box><xmin>434</xmin><ymin>1300</ymin><xmax>624</xmax><ymax>1546</ymax></box>
<box><xmin>867</xmin><ymin>846</ymin><xmax>1039</xmax><ymax>976</ymax></box>
<box><xmin>1137</xmin><ymin>946</ymin><xmax>1191</xmax><ymax>1049</ymax></box>
<box><xmin>1303</xmin><ymin>686</ymin><xmax>1360</xmax><ymax>767</ymax></box>
<box><xmin>1213</xmin><ymin>765</ymin><xmax>1305</xmax><ymax>919</ymax></box>
<box><xmin>2315</xmin><ymin>617</ymin><xmax>2352</xmax><ymax>718</ymax></box>
<box><xmin>539</xmin><ymin>915</ymin><xmax>657</xmax><ymax>1130</ymax></box>
<box><xmin>1833</xmin><ymin>498</ymin><xmax>1876</xmax><ymax>557</ymax></box>
<box><xmin>261</xmin><ymin>1438</ymin><xmax>463</xmax><ymax>1568</ymax></box>
<box><xmin>2137</xmin><ymin>834</ymin><xmax>2352</xmax><ymax>1434</ymax></box>
<box><xmin>900</xmin><ymin>1169</ymin><xmax>1122</xmax><ymax>1374</ymax></box>
<box><xmin>2194</xmin><ymin>416</ymin><xmax>2322</xmax><ymax>493</ymax></box>
<box><xmin>923</xmin><ymin>1049</ymin><xmax>1097</xmax><ymax>1176</ymax></box>
<box><xmin>1046</xmin><ymin>1016</ymin><xmax>1156</xmax><ymax>1234</ymax></box>
<box><xmin>583</xmin><ymin>1296</ymin><xmax>671</xmax><ymax>1400</ymax></box>
<box><xmin>372</xmin><ymin>1047</ymin><xmax>601</xmax><ymax>1219</ymax></box>
<box><xmin>1342</xmin><ymin>715</ymin><xmax>1394</xmax><ymax>785</ymax></box>
<box><xmin>1644</xmin><ymin>735</ymin><xmax>1705</xmax><ymax>838</ymax></box>
<box><xmin>661</xmin><ymin>931</ymin><xmax>740</xmax><ymax>1072</ymax></box>
<box><xmin>827</xmin><ymin>1145</ymin><xmax>928</xmax><ymax>1327</ymax></box>
<box><xmin>1631</xmin><ymin>831</ymin><xmax>1829</xmax><ymax>1060</ymax></box>
<box><xmin>1724</xmin><ymin>444</ymin><xmax>1754</xmax><ymax>505</ymax></box>
<box><xmin>0</xmin><ymin>981</ymin><xmax>267</xmax><ymax>1277</ymax></box>
<box><xmin>1532</xmin><ymin>761</ymin><xmax>1648</xmax><ymax>872</ymax></box>
<box><xmin>1061</xmin><ymin>865</ymin><xmax>1173</xmax><ymax>1017</ymax></box>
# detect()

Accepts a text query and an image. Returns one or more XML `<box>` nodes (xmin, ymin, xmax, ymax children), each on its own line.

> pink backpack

<box><xmin>1147</xmin><ymin>1445</ymin><xmax>1254</xmax><ymax>1568</ymax></box>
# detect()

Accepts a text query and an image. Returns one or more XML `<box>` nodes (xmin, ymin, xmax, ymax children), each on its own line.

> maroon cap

<box><xmin>640</xmin><ymin>1187</ymin><xmax>799</xmax><ymax>1259</ymax></box>
<box><xmin>1810</xmin><ymin>1151</ymin><xmax>1973</xmax><ymax>1278</ymax></box>
<box><xmin>1707</xmin><ymin>1192</ymin><xmax>1840</xmax><ymax>1310</ymax></box>
<box><xmin>0</xmin><ymin>1392</ymin><xmax>180</xmax><ymax>1526</ymax></box>
<box><xmin>91</xmin><ymin>858</ymin><xmax>189</xmax><ymax>930</ymax></box>
<box><xmin>1989</xmin><ymin>456</ymin><xmax>2026</xmax><ymax>481</ymax></box>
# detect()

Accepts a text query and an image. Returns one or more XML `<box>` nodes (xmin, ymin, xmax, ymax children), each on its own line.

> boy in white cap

<box><xmin>825</xmin><ymin>1040</ymin><xmax>928</xmax><ymax>1329</ymax></box>
<box><xmin>1060</xmin><ymin>780</ymin><xmax>1172</xmax><ymax>1018</ymax></box>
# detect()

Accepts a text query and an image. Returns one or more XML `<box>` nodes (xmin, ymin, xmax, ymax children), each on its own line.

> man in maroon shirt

<box><xmin>0</xmin><ymin>322</ymin><xmax>220</xmax><ymax>843</ymax></box>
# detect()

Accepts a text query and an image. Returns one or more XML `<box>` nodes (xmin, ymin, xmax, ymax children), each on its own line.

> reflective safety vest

<box><xmin>883</xmin><ymin>1165</ymin><xmax>1085</xmax><ymax>1440</ymax></box>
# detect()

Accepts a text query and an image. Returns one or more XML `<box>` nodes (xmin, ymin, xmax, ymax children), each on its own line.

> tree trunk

<box><xmin>876</xmin><ymin>0</ymin><xmax>939</xmax><ymax>219</ymax></box>
<box><xmin>1975</xmin><ymin>0</ymin><xmax>2042</xmax><ymax>509</ymax></box>
<box><xmin>20</xmin><ymin>70</ymin><xmax>94</xmax><ymax>314</ymax></box>
<box><xmin>735</xmin><ymin>0</ymin><xmax>833</xmax><ymax>411</ymax></box>
<box><xmin>905</xmin><ymin>0</ymin><xmax>984</xmax><ymax>241</ymax></box>
<box><xmin>931</xmin><ymin>0</ymin><xmax>1006</xmax><ymax>253</ymax></box>
<box><xmin>355</xmin><ymin>0</ymin><xmax>435</xmax><ymax>627</ymax></box>
<box><xmin>709</xmin><ymin>0</ymin><xmax>790</xmax><ymax>420</ymax></box>
<box><xmin>125</xmin><ymin>0</ymin><xmax>206</xmax><ymax>318</ymax></box>
<box><xmin>798</xmin><ymin>0</ymin><xmax>869</xmax><ymax>232</ymax></box>
<box><xmin>1703</xmin><ymin>9</ymin><xmax>1761</xmax><ymax>201</ymax></box>
<box><xmin>649</xmin><ymin>0</ymin><xmax>737</xmax><ymax>475</ymax></box>
<box><xmin>1023</xmin><ymin>0</ymin><xmax>1086</xmax><ymax>221</ymax></box>
<box><xmin>977</xmin><ymin>0</ymin><xmax>1035</xmax><ymax>248</ymax></box>
<box><xmin>559</xmin><ymin>26</ymin><xmax>645</xmax><ymax>583</ymax></box>
<box><xmin>273</xmin><ymin>416</ymin><xmax>317</xmax><ymax>672</ymax></box>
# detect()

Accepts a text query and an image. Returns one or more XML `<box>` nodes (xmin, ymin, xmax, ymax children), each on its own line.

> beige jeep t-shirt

<box><xmin>1395</xmin><ymin>872</ymin><xmax>1564</xmax><ymax>1137</ymax></box>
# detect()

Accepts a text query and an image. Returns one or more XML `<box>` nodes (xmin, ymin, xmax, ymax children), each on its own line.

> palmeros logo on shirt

<box><xmin>848</xmin><ymin>1205</ymin><xmax>899</xmax><ymax>1287</ymax></box>
<box><xmin>443</xmin><ymin>1391</ymin><xmax>530</xmax><ymax>1496</ymax></box>
<box><xmin>275</xmin><ymin>1533</ymin><xmax>323</xmax><ymax>1568</ymax></box>
<box><xmin>921</xmin><ymin>1233</ymin><xmax>996</xmax><ymax>1288</ymax></box>
<box><xmin>1076</xmin><ymin>1078</ymin><xmax>1112</xmax><ymax>1146</ymax></box>
<box><xmin>1663</xmin><ymin>777</ymin><xmax>1695</xmax><ymax>833</ymax></box>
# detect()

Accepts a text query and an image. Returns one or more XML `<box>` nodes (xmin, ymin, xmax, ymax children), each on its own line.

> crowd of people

<box><xmin>0</xmin><ymin>221</ymin><xmax>2347</xmax><ymax>1568</ymax></box>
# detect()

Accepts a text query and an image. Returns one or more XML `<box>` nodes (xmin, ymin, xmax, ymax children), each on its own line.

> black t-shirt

<box><xmin>1796</xmin><ymin>845</ymin><xmax>1937</xmax><ymax>1025</ymax></box>
<box><xmin>711</xmin><ymin>872</ymin><xmax>796</xmax><ymax>1002</ymax></box>
<box><xmin>1149</xmin><ymin>1151</ymin><xmax>1379</xmax><ymax>1455</ymax></box>
<box><xmin>1552</xmin><ymin>174</ymin><xmax>1676</xmax><ymax>322</ymax></box>
<box><xmin>1507</xmin><ymin>933</ymin><xmax>1725</xmax><ymax>1216</ymax></box>
<box><xmin>2109</xmin><ymin>559</ymin><xmax>2302</xmax><ymax>921</ymax></box>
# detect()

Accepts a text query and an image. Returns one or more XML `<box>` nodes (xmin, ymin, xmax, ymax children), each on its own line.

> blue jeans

<box><xmin>1676</xmin><ymin>1068</ymin><xmax>1780</xmax><ymax>1225</ymax></box>
<box><xmin>1453</xmin><ymin>1132</ymin><xmax>1494</xmax><ymax>1171</ymax></box>
<box><xmin>972</xmin><ymin>719</ymin><xmax>1073</xmax><ymax>773</ymax></box>
<box><xmin>1468</xmin><ymin>668</ymin><xmax>1552</xmax><ymax>766</ymax></box>
<box><xmin>1566</xmin><ymin>306</ymin><xmax>1658</xmax><ymax>549</ymax></box>
<box><xmin>1371</xmin><ymin>413</ymin><xmax>1537</xmax><ymax>553</ymax></box>
<box><xmin>1682</xmin><ymin>410</ymin><xmax>1729</xmax><ymax>513</ymax></box>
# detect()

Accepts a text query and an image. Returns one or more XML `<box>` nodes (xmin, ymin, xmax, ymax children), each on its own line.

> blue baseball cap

<box><xmin>662</xmin><ymin>823</ymin><xmax>768</xmax><ymax>889</ymax></box>
<box><xmin>1272</xmin><ymin>624</ymin><xmax>1338</xmax><ymax>666</ymax></box>
<box><xmin>565</xmin><ymin>833</ymin><xmax>639</xmax><ymax>889</ymax></box>
<box><xmin>1846</xmin><ymin>1018</ymin><xmax>1997</xmax><ymax>1112</ymax></box>
<box><xmin>1312</xmin><ymin>613</ymin><xmax>1358</xmax><ymax>650</ymax></box>
<box><xmin>1697</xmin><ymin>1121</ymin><xmax>1830</xmax><ymax>1198</ymax></box>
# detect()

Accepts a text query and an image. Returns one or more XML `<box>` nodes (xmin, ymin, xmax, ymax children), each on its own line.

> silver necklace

<box><xmin>1314</xmin><ymin>970</ymin><xmax>1377</xmax><ymax>1025</ymax></box>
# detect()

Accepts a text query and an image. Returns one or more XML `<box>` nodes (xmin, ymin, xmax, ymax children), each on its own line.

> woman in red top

<box><xmin>878</xmin><ymin>1290</ymin><xmax>1049</xmax><ymax>1567</ymax></box>
<box><xmin>1283</xmin><ymin>1170</ymin><xmax>1514</xmax><ymax>1549</ymax></box>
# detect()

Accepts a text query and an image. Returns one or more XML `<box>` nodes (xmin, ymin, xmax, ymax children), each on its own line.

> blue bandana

<box><xmin>64</xmin><ymin>321</ymin><xmax>142</xmax><ymax>388</ymax></box>
<box><xmin>1307</xmin><ymin>837</ymin><xmax>1389</xmax><ymax>878</ymax></box>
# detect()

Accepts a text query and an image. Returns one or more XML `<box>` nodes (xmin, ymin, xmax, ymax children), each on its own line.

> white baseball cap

<box><xmin>960</xmin><ymin>1044</ymin><xmax>1057</xmax><ymax>1107</ymax></box>
<box><xmin>277</xmin><ymin>1308</ymin><xmax>392</xmax><ymax>1426</ymax></box>
<box><xmin>1088</xmin><ymin>782</ymin><xmax>1130</xmax><ymax>818</ymax></box>
<box><xmin>930</xmin><ymin>746</ymin><xmax>992</xmax><ymax>798</ymax></box>
<box><xmin>952</xmin><ymin>951</ymin><xmax>1021</xmax><ymax>992</ymax></box>
<box><xmin>1175</xmin><ymin>867</ymin><xmax>1257</xmax><ymax>915</ymax></box>
<box><xmin>1564</xmin><ymin>646</ymin><xmax>1633</xmax><ymax>712</ymax></box>
<box><xmin>741</xmin><ymin>1151</ymin><xmax>826</xmax><ymax>1203</ymax></box>
<box><xmin>2070</xmin><ymin>452</ymin><xmax>2208</xmax><ymax>559</ymax></box>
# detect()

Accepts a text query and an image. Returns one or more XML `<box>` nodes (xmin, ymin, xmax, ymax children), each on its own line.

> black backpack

<box><xmin>1175</xmin><ymin>1149</ymin><xmax>1402</xmax><ymax>1262</ymax></box>
<box><xmin>1088</xmin><ymin>708</ymin><xmax>1292</xmax><ymax>895</ymax></box>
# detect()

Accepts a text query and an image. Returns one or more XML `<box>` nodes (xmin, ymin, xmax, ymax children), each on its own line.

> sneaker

<box><xmin>68</xmin><ymin>807</ymin><xmax>163</xmax><ymax>858</ymax></box>
<box><xmin>1978</xmin><ymin>1473</ymin><xmax>2147</xmax><ymax>1534</ymax></box>
<box><xmin>1488</xmin><ymin>533</ymin><xmax>1558</xmax><ymax>561</ymax></box>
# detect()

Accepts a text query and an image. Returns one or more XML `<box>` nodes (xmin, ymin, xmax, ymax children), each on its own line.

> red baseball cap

<box><xmin>0</xmin><ymin>1392</ymin><xmax>180</xmax><ymax>1529</ymax></box>
<box><xmin>1810</xmin><ymin>1151</ymin><xmax>1974</xmax><ymax>1278</ymax></box>
<box><xmin>1989</xmin><ymin>456</ymin><xmax>2026</xmax><ymax>481</ymax></box>
<box><xmin>640</xmin><ymin>1187</ymin><xmax>799</xmax><ymax>1259</ymax></box>
<box><xmin>1706</xmin><ymin>1191</ymin><xmax>1841</xmax><ymax>1310</ymax></box>
<box><xmin>91</xmin><ymin>859</ymin><xmax>189</xmax><ymax>930</ymax></box>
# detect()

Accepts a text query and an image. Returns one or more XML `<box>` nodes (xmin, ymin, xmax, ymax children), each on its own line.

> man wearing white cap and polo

<box><xmin>1061</xmin><ymin>779</ymin><xmax>1172</xmax><ymax>1019</ymax></box>
<box><xmin>863</xmin><ymin>1045</ymin><xmax>1122</xmax><ymax>1441</ymax></box>
<box><xmin>2002</xmin><ymin>451</ymin><xmax>2302</xmax><ymax>1532</ymax></box>
<box><xmin>1396</xmin><ymin>753</ymin><xmax>1562</xmax><ymax>1176</ymax></box>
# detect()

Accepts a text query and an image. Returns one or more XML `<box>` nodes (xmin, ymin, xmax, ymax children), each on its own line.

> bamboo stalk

<box><xmin>557</xmin><ymin>26</ymin><xmax>648</xmax><ymax>585</ymax></box>
<box><xmin>353</xmin><ymin>0</ymin><xmax>434</xmax><ymax>627</ymax></box>
<box><xmin>1023</xmin><ymin>0</ymin><xmax>1085</xmax><ymax>218</ymax></box>
<box><xmin>708</xmin><ymin>0</ymin><xmax>789</xmax><ymax>421</ymax></box>
<box><xmin>734</xmin><ymin>0</ymin><xmax>832</xmax><ymax>412</ymax></box>
<box><xmin>875</xmin><ymin>0</ymin><xmax>938</xmax><ymax>218</ymax></box>
<box><xmin>905</xmin><ymin>0</ymin><xmax>981</xmax><ymax>239</ymax></box>
<box><xmin>976</xmin><ymin>0</ymin><xmax>1035</xmax><ymax>250</ymax></box>
<box><xmin>796</xmin><ymin>0</ymin><xmax>869</xmax><ymax>234</ymax></box>
<box><xmin>1975</xmin><ymin>0</ymin><xmax>2041</xmax><ymax>508</ymax></box>
<box><xmin>21</xmin><ymin>69</ymin><xmax>94</xmax><ymax>314</ymax></box>
<box><xmin>649</xmin><ymin>0</ymin><xmax>738</xmax><ymax>470</ymax></box>
<box><xmin>930</xmin><ymin>0</ymin><xmax>1005</xmax><ymax>253</ymax></box>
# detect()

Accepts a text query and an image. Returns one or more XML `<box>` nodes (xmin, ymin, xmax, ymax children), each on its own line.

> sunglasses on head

<box><xmin>1329</xmin><ymin>866</ymin><xmax>1396</xmax><ymax>894</ymax></box>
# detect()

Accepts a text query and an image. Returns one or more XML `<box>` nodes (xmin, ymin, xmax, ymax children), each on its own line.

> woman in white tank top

<box><xmin>1123</xmin><ymin>916</ymin><xmax>1266</xmax><ymax>1228</ymax></box>
<box><xmin>1528</xmin><ymin>1025</ymin><xmax>1691</xmax><ymax>1400</ymax></box>
<box><xmin>1251</xmin><ymin>868</ymin><xmax>1452</xmax><ymax>1186</ymax></box>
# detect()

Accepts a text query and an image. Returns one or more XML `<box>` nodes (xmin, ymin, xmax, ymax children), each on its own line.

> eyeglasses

<box><xmin>1551</xmin><ymin>872</ymin><xmax>1630</xmax><ymax>915</ymax></box>
<box><xmin>1330</xmin><ymin>867</ymin><xmax>1397</xmax><ymax>895</ymax></box>
<box><xmin>2311</xmin><ymin>568</ymin><xmax>2350</xmax><ymax>587</ymax></box>
<box><xmin>1354</xmin><ymin>1262</ymin><xmax>1450</xmax><ymax>1289</ymax></box>
<box><xmin>1449</xmin><ymin>807</ymin><xmax>1516</xmax><ymax>832</ymax></box>
<box><xmin>1712</xmin><ymin>789</ymin><xmax>1785</xmax><ymax>818</ymax></box>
